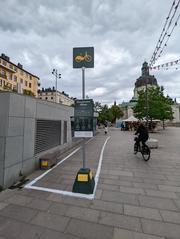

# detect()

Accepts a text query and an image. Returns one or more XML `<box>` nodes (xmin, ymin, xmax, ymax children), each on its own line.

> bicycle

<box><xmin>75</xmin><ymin>51</ymin><xmax>92</xmax><ymax>63</ymax></box>
<box><xmin>134</xmin><ymin>136</ymin><xmax>151</xmax><ymax>161</ymax></box>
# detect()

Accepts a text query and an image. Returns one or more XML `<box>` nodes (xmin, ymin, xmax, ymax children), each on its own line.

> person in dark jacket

<box><xmin>135</xmin><ymin>122</ymin><xmax>149</xmax><ymax>148</ymax></box>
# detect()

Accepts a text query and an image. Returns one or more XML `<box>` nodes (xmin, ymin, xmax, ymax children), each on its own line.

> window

<box><xmin>30</xmin><ymin>75</ymin><xmax>32</xmax><ymax>80</ymax></box>
<box><xmin>25</xmin><ymin>81</ymin><xmax>28</xmax><ymax>86</ymax></box>
<box><xmin>29</xmin><ymin>82</ymin><xmax>31</xmax><ymax>88</ymax></box>
<box><xmin>45</xmin><ymin>97</ymin><xmax>48</xmax><ymax>100</ymax></box>
<box><xmin>9</xmin><ymin>73</ymin><xmax>12</xmax><ymax>80</ymax></box>
<box><xmin>0</xmin><ymin>80</ymin><xmax>2</xmax><ymax>86</ymax></box>
<box><xmin>14</xmin><ymin>75</ymin><xmax>17</xmax><ymax>81</ymax></box>
<box><xmin>14</xmin><ymin>66</ymin><xmax>17</xmax><ymax>71</ymax></box>
<box><xmin>51</xmin><ymin>97</ymin><xmax>53</xmax><ymax>100</ymax></box>
<box><xmin>2</xmin><ymin>60</ymin><xmax>6</xmax><ymax>66</ymax></box>
<box><xmin>20</xmin><ymin>78</ymin><xmax>23</xmax><ymax>84</ymax></box>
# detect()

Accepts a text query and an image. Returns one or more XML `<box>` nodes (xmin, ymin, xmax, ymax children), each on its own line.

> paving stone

<box><xmin>120</xmin><ymin>186</ymin><xmax>144</xmax><ymax>195</ymax></box>
<box><xmin>113</xmin><ymin>228</ymin><xmax>165</xmax><ymax>239</ymax></box>
<box><xmin>62</xmin><ymin>196</ymin><xmax>91</xmax><ymax>208</ymax></box>
<box><xmin>158</xmin><ymin>185</ymin><xmax>180</xmax><ymax>192</ymax></box>
<box><xmin>142</xmin><ymin>218</ymin><xmax>180</xmax><ymax>239</ymax></box>
<box><xmin>107</xmin><ymin>170</ymin><xmax>133</xmax><ymax>177</ymax></box>
<box><xmin>65</xmin><ymin>205</ymin><xmax>100</xmax><ymax>222</ymax></box>
<box><xmin>48</xmin><ymin>202</ymin><xmax>69</xmax><ymax>216</ymax></box>
<box><xmin>0</xmin><ymin>216</ymin><xmax>9</xmax><ymax>231</ymax></box>
<box><xmin>102</xmin><ymin>179</ymin><xmax>133</xmax><ymax>187</ymax></box>
<box><xmin>47</xmin><ymin>193</ymin><xmax>63</xmax><ymax>203</ymax></box>
<box><xmin>21</xmin><ymin>189</ymin><xmax>50</xmax><ymax>199</ymax></box>
<box><xmin>31</xmin><ymin>211</ymin><xmax>70</xmax><ymax>232</ymax></box>
<box><xmin>124</xmin><ymin>205</ymin><xmax>162</xmax><ymax>220</ymax></box>
<box><xmin>174</xmin><ymin>200</ymin><xmax>180</xmax><ymax>211</ymax></box>
<box><xmin>0</xmin><ymin>190</ymin><xmax>16</xmax><ymax>202</ymax></box>
<box><xmin>0</xmin><ymin>218</ymin><xmax>44</xmax><ymax>239</ymax></box>
<box><xmin>6</xmin><ymin>194</ymin><xmax>33</xmax><ymax>206</ymax></box>
<box><xmin>98</xmin><ymin>183</ymin><xmax>119</xmax><ymax>191</ymax></box>
<box><xmin>101</xmin><ymin>190</ymin><xmax>139</xmax><ymax>206</ymax></box>
<box><xmin>160</xmin><ymin>210</ymin><xmax>180</xmax><ymax>224</ymax></box>
<box><xmin>99</xmin><ymin>211</ymin><xmax>141</xmax><ymax>232</ymax></box>
<box><xmin>139</xmin><ymin>195</ymin><xmax>178</xmax><ymax>211</ymax></box>
<box><xmin>119</xmin><ymin>176</ymin><xmax>143</xmax><ymax>183</ymax></box>
<box><xmin>145</xmin><ymin>189</ymin><xmax>178</xmax><ymax>199</ymax></box>
<box><xmin>100</xmin><ymin>174</ymin><xmax>119</xmax><ymax>180</ymax></box>
<box><xmin>0</xmin><ymin>203</ymin><xmax>8</xmax><ymax>211</ymax></box>
<box><xmin>134</xmin><ymin>172</ymin><xmax>166</xmax><ymax>180</ymax></box>
<box><xmin>65</xmin><ymin>218</ymin><xmax>114</xmax><ymax>239</ymax></box>
<box><xmin>0</xmin><ymin>204</ymin><xmax>38</xmax><ymax>223</ymax></box>
<box><xmin>39</xmin><ymin>228</ymin><xmax>80</xmax><ymax>239</ymax></box>
<box><xmin>133</xmin><ymin>182</ymin><xmax>158</xmax><ymax>190</ymax></box>
<box><xmin>27</xmin><ymin>198</ymin><xmax>52</xmax><ymax>211</ymax></box>
<box><xmin>91</xmin><ymin>199</ymin><xmax>123</xmax><ymax>214</ymax></box>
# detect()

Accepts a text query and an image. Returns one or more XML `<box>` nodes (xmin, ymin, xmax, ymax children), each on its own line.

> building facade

<box><xmin>120</xmin><ymin>62</ymin><xmax>180</xmax><ymax>123</ymax></box>
<box><xmin>38</xmin><ymin>87</ymin><xmax>75</xmax><ymax>106</ymax></box>
<box><xmin>0</xmin><ymin>91</ymin><xmax>74</xmax><ymax>188</ymax></box>
<box><xmin>0</xmin><ymin>53</ymin><xmax>39</xmax><ymax>97</ymax></box>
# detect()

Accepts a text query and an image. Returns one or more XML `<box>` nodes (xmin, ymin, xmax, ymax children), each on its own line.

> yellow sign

<box><xmin>75</xmin><ymin>52</ymin><xmax>92</xmax><ymax>63</ymax></box>
<box><xmin>77</xmin><ymin>174</ymin><xmax>88</xmax><ymax>182</ymax></box>
<box><xmin>41</xmin><ymin>160</ymin><xmax>48</xmax><ymax>167</ymax></box>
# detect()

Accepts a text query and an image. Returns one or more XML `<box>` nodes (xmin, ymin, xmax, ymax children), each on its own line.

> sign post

<box><xmin>72</xmin><ymin>47</ymin><xmax>95</xmax><ymax>194</ymax></box>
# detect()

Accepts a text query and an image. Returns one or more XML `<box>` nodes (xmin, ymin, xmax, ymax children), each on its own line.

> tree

<box><xmin>109</xmin><ymin>105</ymin><xmax>124</xmax><ymax>123</ymax></box>
<box><xmin>134</xmin><ymin>86</ymin><xmax>173</xmax><ymax>129</ymax></box>
<box><xmin>98</xmin><ymin>104</ymin><xmax>113</xmax><ymax>123</ymax></box>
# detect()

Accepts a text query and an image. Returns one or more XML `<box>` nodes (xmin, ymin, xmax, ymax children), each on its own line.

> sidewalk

<box><xmin>0</xmin><ymin>127</ymin><xmax>180</xmax><ymax>239</ymax></box>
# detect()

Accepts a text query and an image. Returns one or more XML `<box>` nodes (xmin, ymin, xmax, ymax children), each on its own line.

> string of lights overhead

<box><xmin>149</xmin><ymin>58</ymin><xmax>180</xmax><ymax>71</ymax></box>
<box><xmin>149</xmin><ymin>0</ymin><xmax>180</xmax><ymax>67</ymax></box>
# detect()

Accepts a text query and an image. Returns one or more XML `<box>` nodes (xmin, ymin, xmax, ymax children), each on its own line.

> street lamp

<box><xmin>52</xmin><ymin>69</ymin><xmax>61</xmax><ymax>103</ymax></box>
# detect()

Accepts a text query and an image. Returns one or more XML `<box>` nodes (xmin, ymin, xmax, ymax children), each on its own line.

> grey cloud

<box><xmin>0</xmin><ymin>0</ymin><xmax>179</xmax><ymax>104</ymax></box>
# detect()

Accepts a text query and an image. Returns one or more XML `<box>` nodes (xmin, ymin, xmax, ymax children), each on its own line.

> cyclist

<box><xmin>134</xmin><ymin>121</ymin><xmax>149</xmax><ymax>150</ymax></box>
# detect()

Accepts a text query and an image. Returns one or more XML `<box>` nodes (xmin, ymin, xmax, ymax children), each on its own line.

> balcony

<box><xmin>0</xmin><ymin>62</ymin><xmax>16</xmax><ymax>73</ymax></box>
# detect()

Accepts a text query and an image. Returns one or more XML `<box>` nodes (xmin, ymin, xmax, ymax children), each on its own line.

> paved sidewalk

<box><xmin>0</xmin><ymin>127</ymin><xmax>180</xmax><ymax>239</ymax></box>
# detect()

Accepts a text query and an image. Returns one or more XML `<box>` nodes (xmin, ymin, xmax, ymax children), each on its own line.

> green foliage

<box><xmin>133</xmin><ymin>86</ymin><xmax>173</xmax><ymax>122</ymax></box>
<box><xmin>23</xmin><ymin>89</ymin><xmax>35</xmax><ymax>97</ymax></box>
<box><xmin>95</xmin><ymin>101</ymin><xmax>123</xmax><ymax>123</ymax></box>
<box><xmin>0</xmin><ymin>185</ymin><xmax>3</xmax><ymax>192</ymax></box>
<box><xmin>109</xmin><ymin>105</ymin><xmax>124</xmax><ymax>123</ymax></box>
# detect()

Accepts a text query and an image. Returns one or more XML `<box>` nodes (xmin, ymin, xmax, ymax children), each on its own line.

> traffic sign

<box><xmin>73</xmin><ymin>47</ymin><xmax>94</xmax><ymax>68</ymax></box>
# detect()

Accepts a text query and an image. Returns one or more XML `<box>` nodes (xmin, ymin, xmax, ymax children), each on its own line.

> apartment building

<box><xmin>38</xmin><ymin>87</ymin><xmax>75</xmax><ymax>106</ymax></box>
<box><xmin>0</xmin><ymin>53</ymin><xmax>39</xmax><ymax>96</ymax></box>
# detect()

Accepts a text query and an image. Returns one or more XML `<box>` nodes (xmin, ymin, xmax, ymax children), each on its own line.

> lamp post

<box><xmin>52</xmin><ymin>69</ymin><xmax>61</xmax><ymax>103</ymax></box>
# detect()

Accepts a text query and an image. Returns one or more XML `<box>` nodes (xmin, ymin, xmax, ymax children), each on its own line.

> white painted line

<box><xmin>25</xmin><ymin>146</ymin><xmax>81</xmax><ymax>187</ymax></box>
<box><xmin>25</xmin><ymin>185</ymin><xmax>94</xmax><ymax>199</ymax></box>
<box><xmin>25</xmin><ymin>136</ymin><xmax>111</xmax><ymax>200</ymax></box>
<box><xmin>93</xmin><ymin>136</ymin><xmax>110</xmax><ymax>193</ymax></box>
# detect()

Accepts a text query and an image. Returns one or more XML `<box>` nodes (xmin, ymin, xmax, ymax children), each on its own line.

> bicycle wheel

<box><xmin>141</xmin><ymin>145</ymin><xmax>151</xmax><ymax>161</ymax></box>
<box><xmin>134</xmin><ymin>143</ymin><xmax>138</xmax><ymax>154</ymax></box>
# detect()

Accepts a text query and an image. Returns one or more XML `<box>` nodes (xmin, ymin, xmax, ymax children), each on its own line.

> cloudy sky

<box><xmin>0</xmin><ymin>0</ymin><xmax>180</xmax><ymax>105</ymax></box>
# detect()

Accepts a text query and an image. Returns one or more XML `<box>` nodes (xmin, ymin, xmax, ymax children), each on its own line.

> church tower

<box><xmin>131</xmin><ymin>61</ymin><xmax>158</xmax><ymax>101</ymax></box>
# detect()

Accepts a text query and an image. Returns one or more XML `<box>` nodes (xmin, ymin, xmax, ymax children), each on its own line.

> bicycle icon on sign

<box><xmin>75</xmin><ymin>51</ymin><xmax>92</xmax><ymax>63</ymax></box>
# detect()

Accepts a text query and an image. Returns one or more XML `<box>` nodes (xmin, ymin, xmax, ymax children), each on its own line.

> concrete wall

<box><xmin>0</xmin><ymin>92</ymin><xmax>74</xmax><ymax>188</ymax></box>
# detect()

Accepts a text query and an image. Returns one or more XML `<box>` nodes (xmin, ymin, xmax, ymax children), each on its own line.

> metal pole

<box><xmin>145</xmin><ymin>79</ymin><xmax>148</xmax><ymax>128</ymax></box>
<box><xmin>55</xmin><ymin>69</ymin><xmax>57</xmax><ymax>103</ymax></box>
<box><xmin>82</xmin><ymin>67</ymin><xmax>85</xmax><ymax>99</ymax></box>
<box><xmin>82</xmin><ymin>67</ymin><xmax>86</xmax><ymax>168</ymax></box>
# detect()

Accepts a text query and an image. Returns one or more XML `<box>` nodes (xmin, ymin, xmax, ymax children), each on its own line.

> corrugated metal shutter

<box><xmin>63</xmin><ymin>121</ymin><xmax>67</xmax><ymax>144</ymax></box>
<box><xmin>35</xmin><ymin>119</ymin><xmax>61</xmax><ymax>154</ymax></box>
